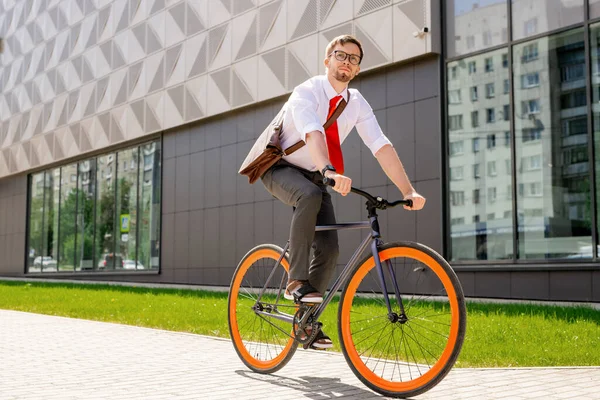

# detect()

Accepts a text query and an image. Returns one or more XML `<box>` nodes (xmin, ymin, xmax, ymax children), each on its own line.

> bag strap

<box><xmin>283</xmin><ymin>91</ymin><xmax>349</xmax><ymax>156</ymax></box>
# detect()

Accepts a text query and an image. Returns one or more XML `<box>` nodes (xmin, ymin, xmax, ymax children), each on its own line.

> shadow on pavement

<box><xmin>235</xmin><ymin>370</ymin><xmax>407</xmax><ymax>399</ymax></box>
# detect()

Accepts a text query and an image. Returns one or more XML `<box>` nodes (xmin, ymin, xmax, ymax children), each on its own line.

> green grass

<box><xmin>0</xmin><ymin>280</ymin><xmax>598</xmax><ymax>368</ymax></box>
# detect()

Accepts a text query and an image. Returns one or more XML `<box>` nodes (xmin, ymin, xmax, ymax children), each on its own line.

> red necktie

<box><xmin>325</xmin><ymin>95</ymin><xmax>344</xmax><ymax>175</ymax></box>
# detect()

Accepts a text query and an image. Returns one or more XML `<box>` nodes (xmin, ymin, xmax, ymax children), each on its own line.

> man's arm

<box><xmin>305</xmin><ymin>131</ymin><xmax>352</xmax><ymax>196</ymax></box>
<box><xmin>375</xmin><ymin>144</ymin><xmax>426</xmax><ymax>210</ymax></box>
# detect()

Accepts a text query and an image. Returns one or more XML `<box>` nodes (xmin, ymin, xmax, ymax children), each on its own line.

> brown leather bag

<box><xmin>239</xmin><ymin>94</ymin><xmax>348</xmax><ymax>184</ymax></box>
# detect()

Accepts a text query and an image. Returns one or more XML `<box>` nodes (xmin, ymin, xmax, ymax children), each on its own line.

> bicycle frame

<box><xmin>254</xmin><ymin>215</ymin><xmax>406</xmax><ymax>325</ymax></box>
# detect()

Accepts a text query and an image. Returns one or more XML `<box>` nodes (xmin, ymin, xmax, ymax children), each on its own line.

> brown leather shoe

<box><xmin>284</xmin><ymin>280</ymin><xmax>323</xmax><ymax>303</ymax></box>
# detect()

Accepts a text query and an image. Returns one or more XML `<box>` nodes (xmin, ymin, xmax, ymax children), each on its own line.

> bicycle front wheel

<box><xmin>228</xmin><ymin>244</ymin><xmax>298</xmax><ymax>373</ymax></box>
<box><xmin>338</xmin><ymin>241</ymin><xmax>466</xmax><ymax>398</ymax></box>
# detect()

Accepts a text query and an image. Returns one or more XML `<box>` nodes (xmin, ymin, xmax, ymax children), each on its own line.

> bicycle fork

<box><xmin>371</xmin><ymin>237</ymin><xmax>408</xmax><ymax>324</ymax></box>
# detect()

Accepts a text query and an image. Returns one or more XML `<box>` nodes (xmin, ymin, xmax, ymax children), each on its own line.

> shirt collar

<box><xmin>322</xmin><ymin>75</ymin><xmax>348</xmax><ymax>102</ymax></box>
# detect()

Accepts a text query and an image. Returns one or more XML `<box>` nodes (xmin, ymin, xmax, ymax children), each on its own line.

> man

<box><xmin>260</xmin><ymin>35</ymin><xmax>426</xmax><ymax>349</ymax></box>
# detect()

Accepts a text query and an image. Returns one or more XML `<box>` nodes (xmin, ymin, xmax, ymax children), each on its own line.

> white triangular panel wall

<box><xmin>0</xmin><ymin>0</ymin><xmax>433</xmax><ymax>178</ymax></box>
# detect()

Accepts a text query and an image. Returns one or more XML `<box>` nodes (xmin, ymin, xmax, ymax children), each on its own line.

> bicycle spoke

<box><xmin>359</xmin><ymin>322</ymin><xmax>391</xmax><ymax>361</ymax></box>
<box><xmin>407</xmin><ymin>319</ymin><xmax>450</xmax><ymax>339</ymax></box>
<box><xmin>405</xmin><ymin>323</ymin><xmax>438</xmax><ymax>368</ymax></box>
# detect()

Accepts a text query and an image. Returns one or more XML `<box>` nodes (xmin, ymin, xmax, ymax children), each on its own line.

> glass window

<box><xmin>26</xmin><ymin>140</ymin><xmax>162</xmax><ymax>274</ymax></box>
<box><xmin>450</xmin><ymin>140</ymin><xmax>464</xmax><ymax>156</ymax></box>
<box><xmin>115</xmin><ymin>148</ymin><xmax>139</xmax><ymax>270</ymax></box>
<box><xmin>487</xmin><ymin>134</ymin><xmax>496</xmax><ymax>149</ymax></box>
<box><xmin>46</xmin><ymin>170</ymin><xmax>60</xmax><ymax>272</ymax></box>
<box><xmin>450</xmin><ymin>166</ymin><xmax>464</xmax><ymax>180</ymax></box>
<box><xmin>473</xmin><ymin>137</ymin><xmax>480</xmax><ymax>152</ymax></box>
<box><xmin>487</xmin><ymin>161</ymin><xmax>497</xmax><ymax>177</ymax></box>
<box><xmin>27</xmin><ymin>173</ymin><xmax>44</xmax><ymax>272</ymax></box>
<box><xmin>446</xmin><ymin>0</ymin><xmax>508</xmax><ymax>58</ymax></box>
<box><xmin>521</xmin><ymin>43</ymin><xmax>539</xmax><ymax>63</ymax></box>
<box><xmin>591</xmin><ymin>0</ymin><xmax>600</xmax><ymax>18</ymax></box>
<box><xmin>513</xmin><ymin>28</ymin><xmax>591</xmax><ymax>259</ymax></box>
<box><xmin>449</xmin><ymin>89</ymin><xmax>462</xmax><ymax>104</ymax></box>
<box><xmin>590</xmin><ymin>24</ymin><xmax>600</xmax><ymax>260</ymax></box>
<box><xmin>469</xmin><ymin>61</ymin><xmax>477</xmax><ymax>74</ymax></box>
<box><xmin>471</xmin><ymin>111</ymin><xmax>479</xmax><ymax>127</ymax></box>
<box><xmin>485</xmin><ymin>57</ymin><xmax>494</xmax><ymax>72</ymax></box>
<box><xmin>504</xmin><ymin>79</ymin><xmax>510</xmax><ymax>94</ymax></box>
<box><xmin>96</xmin><ymin>154</ymin><xmax>116</xmax><ymax>270</ymax></box>
<box><xmin>451</xmin><ymin>191</ymin><xmax>465</xmax><ymax>206</ymax></box>
<box><xmin>473</xmin><ymin>163</ymin><xmax>481</xmax><ymax>178</ymax></box>
<box><xmin>76</xmin><ymin>160</ymin><xmax>96</xmax><ymax>271</ymax></box>
<box><xmin>488</xmin><ymin>187</ymin><xmax>497</xmax><ymax>203</ymax></box>
<box><xmin>511</xmin><ymin>0</ymin><xmax>584</xmax><ymax>41</ymax></box>
<box><xmin>57</xmin><ymin>164</ymin><xmax>78</xmax><ymax>271</ymax></box>
<box><xmin>138</xmin><ymin>142</ymin><xmax>161</xmax><ymax>270</ymax></box>
<box><xmin>450</xmin><ymin>66</ymin><xmax>458</xmax><ymax>79</ymax></box>
<box><xmin>449</xmin><ymin>115</ymin><xmax>464</xmax><ymax>130</ymax></box>
<box><xmin>447</xmin><ymin>48</ymin><xmax>513</xmax><ymax>261</ymax></box>
<box><xmin>502</xmin><ymin>53</ymin><xmax>508</xmax><ymax>68</ymax></box>
<box><xmin>471</xmin><ymin>86</ymin><xmax>478</xmax><ymax>101</ymax></box>
<box><xmin>521</xmin><ymin>72</ymin><xmax>540</xmax><ymax>88</ymax></box>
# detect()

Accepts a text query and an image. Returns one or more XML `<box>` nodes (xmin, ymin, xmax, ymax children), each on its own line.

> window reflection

<box><xmin>138</xmin><ymin>142</ymin><xmax>161</xmax><ymax>270</ymax></box>
<box><xmin>446</xmin><ymin>0</ymin><xmax>508</xmax><ymax>58</ymax></box>
<box><xmin>591</xmin><ymin>0</ymin><xmax>600</xmax><ymax>19</ymax></box>
<box><xmin>58</xmin><ymin>164</ymin><xmax>78</xmax><ymax>271</ymax></box>
<box><xmin>447</xmin><ymin>48</ymin><xmax>513</xmax><ymax>261</ymax></box>
<box><xmin>590</xmin><ymin>22</ymin><xmax>600</xmax><ymax>259</ymax></box>
<box><xmin>96</xmin><ymin>154</ymin><xmax>116</xmax><ymax>270</ymax></box>
<box><xmin>513</xmin><ymin>28</ymin><xmax>592</xmax><ymax>259</ymax></box>
<box><xmin>115</xmin><ymin>148</ymin><xmax>139</xmax><ymax>270</ymax></box>
<box><xmin>28</xmin><ymin>173</ymin><xmax>44</xmax><ymax>271</ymax></box>
<box><xmin>76</xmin><ymin>160</ymin><xmax>96</xmax><ymax>271</ymax></box>
<box><xmin>26</xmin><ymin>140</ymin><xmax>162</xmax><ymax>274</ymax></box>
<box><xmin>511</xmin><ymin>0</ymin><xmax>584</xmax><ymax>41</ymax></box>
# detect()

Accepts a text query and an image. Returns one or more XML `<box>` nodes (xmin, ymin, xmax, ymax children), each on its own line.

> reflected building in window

<box><xmin>448</xmin><ymin>50</ymin><xmax>513</xmax><ymax>261</ymax></box>
<box><xmin>26</xmin><ymin>140</ymin><xmax>161</xmax><ymax>274</ymax></box>
<box><xmin>446</xmin><ymin>1</ymin><xmax>594</xmax><ymax>262</ymax></box>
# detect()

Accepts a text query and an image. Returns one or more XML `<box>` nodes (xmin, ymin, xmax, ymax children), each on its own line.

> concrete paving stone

<box><xmin>0</xmin><ymin>310</ymin><xmax>599</xmax><ymax>400</ymax></box>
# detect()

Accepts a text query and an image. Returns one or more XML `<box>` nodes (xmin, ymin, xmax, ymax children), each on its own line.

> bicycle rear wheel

<box><xmin>228</xmin><ymin>244</ymin><xmax>298</xmax><ymax>373</ymax></box>
<box><xmin>338</xmin><ymin>241</ymin><xmax>466</xmax><ymax>398</ymax></box>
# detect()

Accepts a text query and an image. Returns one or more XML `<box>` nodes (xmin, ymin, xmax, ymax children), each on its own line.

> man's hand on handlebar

<box><xmin>403</xmin><ymin>191</ymin><xmax>426</xmax><ymax>211</ymax></box>
<box><xmin>324</xmin><ymin>171</ymin><xmax>351</xmax><ymax>196</ymax></box>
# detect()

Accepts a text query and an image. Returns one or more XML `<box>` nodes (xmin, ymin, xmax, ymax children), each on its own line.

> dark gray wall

<box><xmin>0</xmin><ymin>175</ymin><xmax>27</xmax><ymax>276</ymax></box>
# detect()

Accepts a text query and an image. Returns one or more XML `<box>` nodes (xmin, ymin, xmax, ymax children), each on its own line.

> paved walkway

<box><xmin>0</xmin><ymin>310</ymin><xmax>598</xmax><ymax>400</ymax></box>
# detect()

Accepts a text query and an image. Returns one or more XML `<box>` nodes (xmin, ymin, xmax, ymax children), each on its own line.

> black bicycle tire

<box><xmin>337</xmin><ymin>241</ymin><xmax>467</xmax><ymax>398</ymax></box>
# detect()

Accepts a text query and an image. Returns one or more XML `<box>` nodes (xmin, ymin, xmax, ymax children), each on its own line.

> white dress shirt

<box><xmin>280</xmin><ymin>75</ymin><xmax>392</xmax><ymax>172</ymax></box>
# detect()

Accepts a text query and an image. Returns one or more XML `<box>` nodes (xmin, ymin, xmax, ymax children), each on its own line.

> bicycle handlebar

<box><xmin>322</xmin><ymin>177</ymin><xmax>413</xmax><ymax>209</ymax></box>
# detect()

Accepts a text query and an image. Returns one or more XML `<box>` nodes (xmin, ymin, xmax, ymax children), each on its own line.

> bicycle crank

<box><xmin>292</xmin><ymin>305</ymin><xmax>321</xmax><ymax>345</ymax></box>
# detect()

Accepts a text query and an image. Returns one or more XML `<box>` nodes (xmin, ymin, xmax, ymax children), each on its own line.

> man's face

<box><xmin>324</xmin><ymin>42</ymin><xmax>361</xmax><ymax>83</ymax></box>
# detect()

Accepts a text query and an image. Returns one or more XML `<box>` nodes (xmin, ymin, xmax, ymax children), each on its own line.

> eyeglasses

<box><xmin>329</xmin><ymin>50</ymin><xmax>361</xmax><ymax>65</ymax></box>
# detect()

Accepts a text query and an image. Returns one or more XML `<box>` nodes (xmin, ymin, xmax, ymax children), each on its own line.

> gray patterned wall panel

<box><xmin>0</xmin><ymin>0</ymin><xmax>433</xmax><ymax>178</ymax></box>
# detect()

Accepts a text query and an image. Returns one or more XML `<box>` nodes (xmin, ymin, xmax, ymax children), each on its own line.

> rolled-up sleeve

<box><xmin>355</xmin><ymin>93</ymin><xmax>392</xmax><ymax>155</ymax></box>
<box><xmin>288</xmin><ymin>84</ymin><xmax>324</xmax><ymax>141</ymax></box>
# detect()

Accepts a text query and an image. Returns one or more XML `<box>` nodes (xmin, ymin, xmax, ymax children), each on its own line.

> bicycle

<box><xmin>228</xmin><ymin>181</ymin><xmax>467</xmax><ymax>398</ymax></box>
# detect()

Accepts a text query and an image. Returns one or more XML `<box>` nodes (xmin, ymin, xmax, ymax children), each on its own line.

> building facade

<box><xmin>0</xmin><ymin>0</ymin><xmax>598</xmax><ymax>302</ymax></box>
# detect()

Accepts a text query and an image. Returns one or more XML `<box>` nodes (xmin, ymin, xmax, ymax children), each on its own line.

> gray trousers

<box><xmin>261</xmin><ymin>161</ymin><xmax>339</xmax><ymax>294</ymax></box>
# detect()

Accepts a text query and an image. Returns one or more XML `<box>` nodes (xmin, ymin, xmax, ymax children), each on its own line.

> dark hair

<box><xmin>325</xmin><ymin>35</ymin><xmax>363</xmax><ymax>63</ymax></box>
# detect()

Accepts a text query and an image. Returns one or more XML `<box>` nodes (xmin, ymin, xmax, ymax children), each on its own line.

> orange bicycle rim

<box><xmin>229</xmin><ymin>248</ymin><xmax>295</xmax><ymax>370</ymax></box>
<box><xmin>340</xmin><ymin>247</ymin><xmax>461</xmax><ymax>392</ymax></box>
